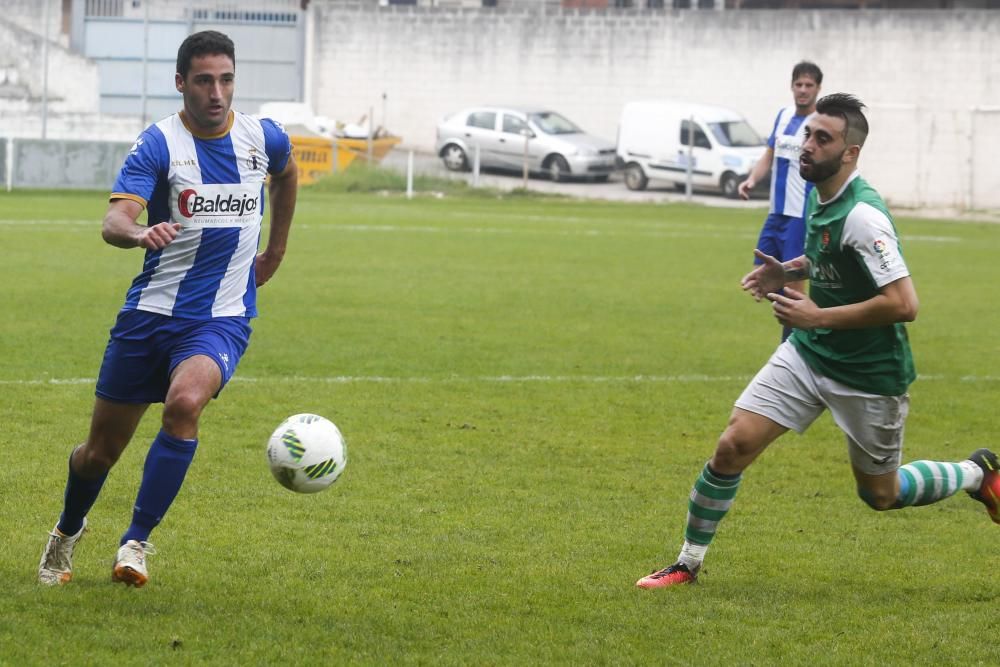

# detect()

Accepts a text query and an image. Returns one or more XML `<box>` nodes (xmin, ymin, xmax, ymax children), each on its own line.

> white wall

<box><xmin>309</xmin><ymin>3</ymin><xmax>1000</xmax><ymax>209</ymax></box>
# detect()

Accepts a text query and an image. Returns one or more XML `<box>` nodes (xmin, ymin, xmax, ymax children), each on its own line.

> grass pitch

<box><xmin>1</xmin><ymin>184</ymin><xmax>998</xmax><ymax>665</ymax></box>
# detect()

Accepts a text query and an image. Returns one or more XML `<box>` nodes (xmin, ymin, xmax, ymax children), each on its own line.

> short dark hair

<box><xmin>176</xmin><ymin>30</ymin><xmax>235</xmax><ymax>79</ymax></box>
<box><xmin>816</xmin><ymin>93</ymin><xmax>869</xmax><ymax>148</ymax></box>
<box><xmin>791</xmin><ymin>61</ymin><xmax>823</xmax><ymax>86</ymax></box>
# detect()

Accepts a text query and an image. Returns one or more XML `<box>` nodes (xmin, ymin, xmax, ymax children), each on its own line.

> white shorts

<box><xmin>734</xmin><ymin>340</ymin><xmax>909</xmax><ymax>475</ymax></box>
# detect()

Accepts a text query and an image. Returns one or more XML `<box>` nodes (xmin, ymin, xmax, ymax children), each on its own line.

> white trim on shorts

<box><xmin>734</xmin><ymin>340</ymin><xmax>908</xmax><ymax>475</ymax></box>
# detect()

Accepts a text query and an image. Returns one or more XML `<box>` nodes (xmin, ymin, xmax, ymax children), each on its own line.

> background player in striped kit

<box><xmin>38</xmin><ymin>30</ymin><xmax>298</xmax><ymax>587</ymax></box>
<box><xmin>738</xmin><ymin>62</ymin><xmax>823</xmax><ymax>341</ymax></box>
<box><xmin>636</xmin><ymin>93</ymin><xmax>1000</xmax><ymax>589</ymax></box>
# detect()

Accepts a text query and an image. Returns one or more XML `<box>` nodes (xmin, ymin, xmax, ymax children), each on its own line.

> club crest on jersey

<box><xmin>247</xmin><ymin>147</ymin><xmax>261</xmax><ymax>172</ymax></box>
<box><xmin>177</xmin><ymin>188</ymin><xmax>258</xmax><ymax>218</ymax></box>
<box><xmin>820</xmin><ymin>227</ymin><xmax>831</xmax><ymax>252</ymax></box>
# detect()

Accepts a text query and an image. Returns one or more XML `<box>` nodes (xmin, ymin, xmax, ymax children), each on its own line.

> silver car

<box><xmin>435</xmin><ymin>106</ymin><xmax>617</xmax><ymax>182</ymax></box>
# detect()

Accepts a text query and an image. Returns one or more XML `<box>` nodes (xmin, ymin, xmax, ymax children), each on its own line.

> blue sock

<box><xmin>57</xmin><ymin>447</ymin><xmax>108</xmax><ymax>536</ymax></box>
<box><xmin>120</xmin><ymin>430</ymin><xmax>198</xmax><ymax>545</ymax></box>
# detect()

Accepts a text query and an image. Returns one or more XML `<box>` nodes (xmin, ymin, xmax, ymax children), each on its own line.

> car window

<box><xmin>680</xmin><ymin>120</ymin><xmax>712</xmax><ymax>150</ymax></box>
<box><xmin>467</xmin><ymin>111</ymin><xmax>497</xmax><ymax>130</ymax></box>
<box><xmin>502</xmin><ymin>114</ymin><xmax>529</xmax><ymax>135</ymax></box>
<box><xmin>708</xmin><ymin>121</ymin><xmax>764</xmax><ymax>148</ymax></box>
<box><xmin>528</xmin><ymin>112</ymin><xmax>582</xmax><ymax>135</ymax></box>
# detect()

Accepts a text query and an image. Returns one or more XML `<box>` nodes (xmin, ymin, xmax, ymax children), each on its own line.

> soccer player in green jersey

<box><xmin>636</xmin><ymin>93</ymin><xmax>1000</xmax><ymax>589</ymax></box>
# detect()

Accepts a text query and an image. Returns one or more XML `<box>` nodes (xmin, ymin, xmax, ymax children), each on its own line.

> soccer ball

<box><xmin>266</xmin><ymin>414</ymin><xmax>347</xmax><ymax>493</ymax></box>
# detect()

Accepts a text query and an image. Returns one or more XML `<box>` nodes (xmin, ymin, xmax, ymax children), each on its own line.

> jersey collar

<box><xmin>179</xmin><ymin>110</ymin><xmax>235</xmax><ymax>139</ymax></box>
<box><xmin>816</xmin><ymin>170</ymin><xmax>860</xmax><ymax>207</ymax></box>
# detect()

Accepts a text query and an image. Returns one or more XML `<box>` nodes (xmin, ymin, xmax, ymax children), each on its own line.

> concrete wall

<box><xmin>0</xmin><ymin>16</ymin><xmax>143</xmax><ymax>141</ymax></box>
<box><xmin>6</xmin><ymin>138</ymin><xmax>132</xmax><ymax>190</ymax></box>
<box><xmin>309</xmin><ymin>3</ymin><xmax>1000</xmax><ymax>209</ymax></box>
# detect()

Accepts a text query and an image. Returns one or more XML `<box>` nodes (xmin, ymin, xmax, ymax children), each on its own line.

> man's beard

<box><xmin>799</xmin><ymin>149</ymin><xmax>844</xmax><ymax>183</ymax></box>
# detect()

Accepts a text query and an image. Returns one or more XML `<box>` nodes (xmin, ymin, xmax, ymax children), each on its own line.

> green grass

<box><xmin>1</xmin><ymin>185</ymin><xmax>999</xmax><ymax>665</ymax></box>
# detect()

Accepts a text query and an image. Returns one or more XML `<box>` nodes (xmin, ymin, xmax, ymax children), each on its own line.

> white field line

<box><xmin>0</xmin><ymin>219</ymin><xmax>963</xmax><ymax>243</ymax></box>
<box><xmin>1</xmin><ymin>373</ymin><xmax>995</xmax><ymax>387</ymax></box>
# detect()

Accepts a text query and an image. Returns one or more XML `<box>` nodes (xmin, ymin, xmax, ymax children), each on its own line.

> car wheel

<box><xmin>546</xmin><ymin>155</ymin><xmax>571</xmax><ymax>182</ymax></box>
<box><xmin>624</xmin><ymin>163</ymin><xmax>648</xmax><ymax>191</ymax></box>
<box><xmin>441</xmin><ymin>144</ymin><xmax>468</xmax><ymax>172</ymax></box>
<box><xmin>720</xmin><ymin>172</ymin><xmax>740</xmax><ymax>199</ymax></box>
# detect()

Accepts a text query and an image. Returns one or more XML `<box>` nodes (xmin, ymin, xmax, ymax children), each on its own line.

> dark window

<box><xmin>680</xmin><ymin>120</ymin><xmax>712</xmax><ymax>149</ymax></box>
<box><xmin>386</xmin><ymin>0</ymin><xmax>417</xmax><ymax>4</ymax></box>
<box><xmin>467</xmin><ymin>111</ymin><xmax>497</xmax><ymax>130</ymax></box>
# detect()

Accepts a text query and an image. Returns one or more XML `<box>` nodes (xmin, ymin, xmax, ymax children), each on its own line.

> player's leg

<box><xmin>753</xmin><ymin>213</ymin><xmax>784</xmax><ymax>268</ymax></box>
<box><xmin>779</xmin><ymin>214</ymin><xmax>807</xmax><ymax>341</ymax></box>
<box><xmin>112</xmin><ymin>355</ymin><xmax>219</xmax><ymax>587</ymax></box>
<box><xmin>38</xmin><ymin>398</ymin><xmax>148</xmax><ymax>585</ymax></box>
<box><xmin>826</xmin><ymin>381</ymin><xmax>993</xmax><ymax>515</ymax></box>
<box><xmin>637</xmin><ymin>342</ymin><xmax>823</xmax><ymax>588</ymax></box>
<box><xmin>114</xmin><ymin>317</ymin><xmax>250</xmax><ymax>587</ymax></box>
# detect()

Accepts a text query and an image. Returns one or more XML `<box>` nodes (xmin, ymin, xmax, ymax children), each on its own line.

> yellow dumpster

<box><xmin>290</xmin><ymin>135</ymin><xmax>402</xmax><ymax>185</ymax></box>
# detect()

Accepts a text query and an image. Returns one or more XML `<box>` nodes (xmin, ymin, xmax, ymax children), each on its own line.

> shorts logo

<box><xmin>218</xmin><ymin>352</ymin><xmax>230</xmax><ymax>371</ymax></box>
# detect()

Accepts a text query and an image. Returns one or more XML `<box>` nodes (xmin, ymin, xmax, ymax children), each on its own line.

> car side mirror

<box><xmin>521</xmin><ymin>129</ymin><xmax>535</xmax><ymax>138</ymax></box>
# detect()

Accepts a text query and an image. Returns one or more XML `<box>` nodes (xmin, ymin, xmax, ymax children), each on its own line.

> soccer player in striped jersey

<box><xmin>738</xmin><ymin>62</ymin><xmax>823</xmax><ymax>342</ymax></box>
<box><xmin>38</xmin><ymin>30</ymin><xmax>298</xmax><ymax>587</ymax></box>
<box><xmin>637</xmin><ymin>94</ymin><xmax>999</xmax><ymax>589</ymax></box>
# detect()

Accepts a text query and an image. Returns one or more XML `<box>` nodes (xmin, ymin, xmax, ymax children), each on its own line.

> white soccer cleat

<box><xmin>38</xmin><ymin>518</ymin><xmax>87</xmax><ymax>586</ymax></box>
<box><xmin>111</xmin><ymin>540</ymin><xmax>156</xmax><ymax>588</ymax></box>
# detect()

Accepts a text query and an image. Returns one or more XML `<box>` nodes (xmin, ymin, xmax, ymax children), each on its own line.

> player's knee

<box><xmin>857</xmin><ymin>486</ymin><xmax>895</xmax><ymax>511</ymax></box>
<box><xmin>76</xmin><ymin>443</ymin><xmax>121</xmax><ymax>475</ymax></box>
<box><xmin>162</xmin><ymin>393</ymin><xmax>206</xmax><ymax>433</ymax></box>
<box><xmin>713</xmin><ymin>431</ymin><xmax>755</xmax><ymax>471</ymax></box>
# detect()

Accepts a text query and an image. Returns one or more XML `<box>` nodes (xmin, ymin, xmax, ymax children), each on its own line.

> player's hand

<box><xmin>254</xmin><ymin>249</ymin><xmax>284</xmax><ymax>287</ymax></box>
<box><xmin>737</xmin><ymin>177</ymin><xmax>754</xmax><ymax>201</ymax></box>
<box><xmin>137</xmin><ymin>222</ymin><xmax>182</xmax><ymax>250</ymax></box>
<box><xmin>767</xmin><ymin>287</ymin><xmax>821</xmax><ymax>329</ymax></box>
<box><xmin>741</xmin><ymin>249</ymin><xmax>785</xmax><ymax>301</ymax></box>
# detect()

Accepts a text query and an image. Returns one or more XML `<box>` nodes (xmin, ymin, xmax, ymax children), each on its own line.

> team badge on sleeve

<box><xmin>873</xmin><ymin>238</ymin><xmax>894</xmax><ymax>271</ymax></box>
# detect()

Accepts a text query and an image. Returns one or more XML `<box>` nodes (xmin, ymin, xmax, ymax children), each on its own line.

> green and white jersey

<box><xmin>789</xmin><ymin>172</ymin><xmax>916</xmax><ymax>396</ymax></box>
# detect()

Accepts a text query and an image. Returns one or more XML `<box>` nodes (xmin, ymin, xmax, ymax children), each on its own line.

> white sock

<box><xmin>677</xmin><ymin>541</ymin><xmax>707</xmax><ymax>571</ymax></box>
<box><xmin>961</xmin><ymin>459</ymin><xmax>985</xmax><ymax>492</ymax></box>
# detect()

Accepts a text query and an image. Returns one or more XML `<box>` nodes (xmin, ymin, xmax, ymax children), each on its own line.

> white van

<box><xmin>617</xmin><ymin>101</ymin><xmax>767</xmax><ymax>198</ymax></box>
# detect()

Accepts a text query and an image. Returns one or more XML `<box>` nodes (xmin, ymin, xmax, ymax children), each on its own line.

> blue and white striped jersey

<box><xmin>111</xmin><ymin>110</ymin><xmax>291</xmax><ymax>319</ymax></box>
<box><xmin>767</xmin><ymin>106</ymin><xmax>813</xmax><ymax>218</ymax></box>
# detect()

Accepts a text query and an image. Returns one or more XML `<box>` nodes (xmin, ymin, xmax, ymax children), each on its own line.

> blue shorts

<box><xmin>754</xmin><ymin>212</ymin><xmax>806</xmax><ymax>265</ymax></box>
<box><xmin>96</xmin><ymin>309</ymin><xmax>252</xmax><ymax>404</ymax></box>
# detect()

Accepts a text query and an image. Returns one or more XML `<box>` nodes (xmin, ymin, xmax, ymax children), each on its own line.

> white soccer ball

<box><xmin>266</xmin><ymin>414</ymin><xmax>347</xmax><ymax>493</ymax></box>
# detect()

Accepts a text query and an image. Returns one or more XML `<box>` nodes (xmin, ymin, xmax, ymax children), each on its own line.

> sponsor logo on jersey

<box><xmin>177</xmin><ymin>189</ymin><xmax>258</xmax><ymax>219</ymax></box>
<box><xmin>810</xmin><ymin>261</ymin><xmax>842</xmax><ymax>288</ymax></box>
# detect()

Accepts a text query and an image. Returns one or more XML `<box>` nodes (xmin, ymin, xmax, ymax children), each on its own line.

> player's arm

<box><xmin>102</xmin><ymin>198</ymin><xmax>180</xmax><ymax>250</ymax></box>
<box><xmin>737</xmin><ymin>146</ymin><xmax>773</xmax><ymax>200</ymax></box>
<box><xmin>256</xmin><ymin>154</ymin><xmax>298</xmax><ymax>288</ymax></box>
<box><xmin>741</xmin><ymin>250</ymin><xmax>809</xmax><ymax>301</ymax></box>
<box><xmin>769</xmin><ymin>203</ymin><xmax>918</xmax><ymax>329</ymax></box>
<box><xmin>770</xmin><ymin>276</ymin><xmax>917</xmax><ymax>330</ymax></box>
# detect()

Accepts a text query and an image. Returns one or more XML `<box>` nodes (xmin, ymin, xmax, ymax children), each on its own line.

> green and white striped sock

<box><xmin>683</xmin><ymin>463</ymin><xmax>742</xmax><ymax>556</ymax></box>
<box><xmin>895</xmin><ymin>460</ymin><xmax>982</xmax><ymax>507</ymax></box>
